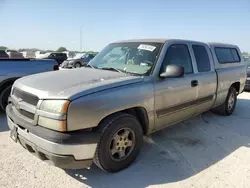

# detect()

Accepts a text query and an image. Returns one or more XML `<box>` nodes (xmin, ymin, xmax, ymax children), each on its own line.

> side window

<box><xmin>215</xmin><ymin>47</ymin><xmax>240</xmax><ymax>63</ymax></box>
<box><xmin>49</xmin><ymin>53</ymin><xmax>56</xmax><ymax>58</ymax></box>
<box><xmin>192</xmin><ymin>45</ymin><xmax>211</xmax><ymax>72</ymax></box>
<box><xmin>231</xmin><ymin>49</ymin><xmax>240</xmax><ymax>62</ymax></box>
<box><xmin>162</xmin><ymin>44</ymin><xmax>193</xmax><ymax>74</ymax></box>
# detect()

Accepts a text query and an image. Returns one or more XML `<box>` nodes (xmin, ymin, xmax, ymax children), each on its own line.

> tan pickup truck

<box><xmin>7</xmin><ymin>39</ymin><xmax>246</xmax><ymax>172</ymax></box>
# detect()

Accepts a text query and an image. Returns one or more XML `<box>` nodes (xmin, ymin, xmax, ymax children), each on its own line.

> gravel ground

<box><xmin>1</xmin><ymin>92</ymin><xmax>250</xmax><ymax>188</ymax></box>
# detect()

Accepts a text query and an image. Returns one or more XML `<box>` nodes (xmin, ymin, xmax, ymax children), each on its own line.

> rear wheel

<box><xmin>211</xmin><ymin>86</ymin><xmax>237</xmax><ymax>116</ymax></box>
<box><xmin>74</xmin><ymin>62</ymin><xmax>81</xmax><ymax>68</ymax></box>
<box><xmin>94</xmin><ymin>113</ymin><xmax>143</xmax><ymax>173</ymax></box>
<box><xmin>0</xmin><ymin>85</ymin><xmax>12</xmax><ymax>111</ymax></box>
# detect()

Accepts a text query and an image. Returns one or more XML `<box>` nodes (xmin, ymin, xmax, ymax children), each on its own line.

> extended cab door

<box><xmin>190</xmin><ymin>43</ymin><xmax>217</xmax><ymax>113</ymax></box>
<box><xmin>154</xmin><ymin>42</ymin><xmax>199</xmax><ymax>131</ymax></box>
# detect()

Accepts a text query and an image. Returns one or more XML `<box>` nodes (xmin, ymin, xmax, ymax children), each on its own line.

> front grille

<box><xmin>246</xmin><ymin>80</ymin><xmax>250</xmax><ymax>84</ymax></box>
<box><xmin>18</xmin><ymin>109</ymin><xmax>35</xmax><ymax>119</ymax></box>
<box><xmin>12</xmin><ymin>88</ymin><xmax>39</xmax><ymax>106</ymax></box>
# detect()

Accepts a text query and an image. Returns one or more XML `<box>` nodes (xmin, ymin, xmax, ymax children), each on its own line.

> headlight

<box><xmin>38</xmin><ymin>100</ymin><xmax>70</xmax><ymax>131</ymax></box>
<box><xmin>40</xmin><ymin>100</ymin><xmax>70</xmax><ymax>114</ymax></box>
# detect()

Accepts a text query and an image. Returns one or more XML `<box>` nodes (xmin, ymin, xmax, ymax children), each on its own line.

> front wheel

<box><xmin>74</xmin><ymin>62</ymin><xmax>81</xmax><ymax>68</ymax></box>
<box><xmin>94</xmin><ymin>113</ymin><xmax>143</xmax><ymax>173</ymax></box>
<box><xmin>0</xmin><ymin>85</ymin><xmax>12</xmax><ymax>111</ymax></box>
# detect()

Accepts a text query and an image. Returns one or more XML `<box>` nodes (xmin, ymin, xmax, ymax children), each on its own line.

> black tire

<box><xmin>74</xmin><ymin>62</ymin><xmax>81</xmax><ymax>68</ymax></box>
<box><xmin>93</xmin><ymin>112</ymin><xmax>143</xmax><ymax>173</ymax></box>
<box><xmin>0</xmin><ymin>85</ymin><xmax>12</xmax><ymax>111</ymax></box>
<box><xmin>211</xmin><ymin>87</ymin><xmax>237</xmax><ymax>116</ymax></box>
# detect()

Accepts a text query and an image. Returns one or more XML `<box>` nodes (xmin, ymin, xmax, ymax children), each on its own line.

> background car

<box><xmin>6</xmin><ymin>50</ymin><xmax>24</xmax><ymax>59</ymax></box>
<box><xmin>60</xmin><ymin>53</ymin><xmax>96</xmax><ymax>68</ymax></box>
<box><xmin>41</xmin><ymin>52</ymin><xmax>67</xmax><ymax>65</ymax></box>
<box><xmin>0</xmin><ymin>50</ymin><xmax>9</xmax><ymax>59</ymax></box>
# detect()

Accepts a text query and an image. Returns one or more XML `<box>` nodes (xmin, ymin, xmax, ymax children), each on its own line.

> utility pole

<box><xmin>80</xmin><ymin>26</ymin><xmax>82</xmax><ymax>52</ymax></box>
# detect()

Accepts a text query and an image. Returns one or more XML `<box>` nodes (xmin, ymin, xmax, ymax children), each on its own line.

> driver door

<box><xmin>154</xmin><ymin>43</ymin><xmax>199</xmax><ymax>131</ymax></box>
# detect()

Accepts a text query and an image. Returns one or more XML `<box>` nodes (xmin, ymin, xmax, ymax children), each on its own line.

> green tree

<box><xmin>242</xmin><ymin>52</ymin><xmax>249</xmax><ymax>56</ymax></box>
<box><xmin>0</xmin><ymin>46</ymin><xmax>8</xmax><ymax>50</ymax></box>
<box><xmin>56</xmin><ymin>47</ymin><xmax>67</xmax><ymax>52</ymax></box>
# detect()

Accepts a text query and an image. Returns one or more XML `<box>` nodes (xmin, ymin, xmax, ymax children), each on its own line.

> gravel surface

<box><xmin>1</xmin><ymin>92</ymin><xmax>250</xmax><ymax>188</ymax></box>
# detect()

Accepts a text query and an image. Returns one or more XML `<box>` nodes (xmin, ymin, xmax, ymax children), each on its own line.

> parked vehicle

<box><xmin>0</xmin><ymin>58</ymin><xmax>58</xmax><ymax>111</ymax></box>
<box><xmin>0</xmin><ymin>50</ymin><xmax>9</xmax><ymax>59</ymax></box>
<box><xmin>62</xmin><ymin>51</ymin><xmax>76</xmax><ymax>59</ymax></box>
<box><xmin>60</xmin><ymin>53</ymin><xmax>96</xmax><ymax>68</ymax></box>
<box><xmin>7</xmin><ymin>39</ymin><xmax>246</xmax><ymax>173</ymax></box>
<box><xmin>40</xmin><ymin>52</ymin><xmax>67</xmax><ymax>65</ymax></box>
<box><xmin>244</xmin><ymin>60</ymin><xmax>250</xmax><ymax>90</ymax></box>
<box><xmin>35</xmin><ymin>51</ymin><xmax>47</xmax><ymax>58</ymax></box>
<box><xmin>20</xmin><ymin>51</ymin><xmax>36</xmax><ymax>58</ymax></box>
<box><xmin>6</xmin><ymin>50</ymin><xmax>24</xmax><ymax>59</ymax></box>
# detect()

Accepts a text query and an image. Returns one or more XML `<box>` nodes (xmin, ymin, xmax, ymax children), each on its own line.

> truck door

<box><xmin>154</xmin><ymin>43</ymin><xmax>199</xmax><ymax>131</ymax></box>
<box><xmin>190</xmin><ymin>43</ymin><xmax>217</xmax><ymax>113</ymax></box>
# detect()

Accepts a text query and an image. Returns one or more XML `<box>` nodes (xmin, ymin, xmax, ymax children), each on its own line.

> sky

<box><xmin>0</xmin><ymin>0</ymin><xmax>250</xmax><ymax>52</ymax></box>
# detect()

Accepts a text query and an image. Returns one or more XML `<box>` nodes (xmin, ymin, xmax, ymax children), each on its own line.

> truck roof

<box><xmin>207</xmin><ymin>42</ymin><xmax>239</xmax><ymax>48</ymax></box>
<box><xmin>112</xmin><ymin>39</ymin><xmax>239</xmax><ymax>48</ymax></box>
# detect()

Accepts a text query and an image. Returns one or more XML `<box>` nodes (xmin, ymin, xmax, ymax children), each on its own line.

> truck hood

<box><xmin>13</xmin><ymin>68</ymin><xmax>143</xmax><ymax>100</ymax></box>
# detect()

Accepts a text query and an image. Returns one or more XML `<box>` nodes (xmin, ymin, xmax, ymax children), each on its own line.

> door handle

<box><xmin>191</xmin><ymin>80</ymin><xmax>198</xmax><ymax>87</ymax></box>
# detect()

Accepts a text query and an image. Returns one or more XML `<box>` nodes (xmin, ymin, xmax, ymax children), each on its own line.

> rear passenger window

<box><xmin>215</xmin><ymin>47</ymin><xmax>240</xmax><ymax>63</ymax></box>
<box><xmin>192</xmin><ymin>45</ymin><xmax>211</xmax><ymax>72</ymax></box>
<box><xmin>162</xmin><ymin>44</ymin><xmax>193</xmax><ymax>74</ymax></box>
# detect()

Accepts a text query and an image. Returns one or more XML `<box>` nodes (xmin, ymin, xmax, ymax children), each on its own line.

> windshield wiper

<box><xmin>100</xmin><ymin>67</ymin><xmax>126</xmax><ymax>73</ymax></box>
<box><xmin>84</xmin><ymin>64</ymin><xmax>97</xmax><ymax>69</ymax></box>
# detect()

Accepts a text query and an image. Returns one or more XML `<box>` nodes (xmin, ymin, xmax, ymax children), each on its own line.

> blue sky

<box><xmin>0</xmin><ymin>0</ymin><xmax>250</xmax><ymax>52</ymax></box>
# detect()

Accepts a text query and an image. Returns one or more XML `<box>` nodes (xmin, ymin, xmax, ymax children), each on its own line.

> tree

<box><xmin>242</xmin><ymin>52</ymin><xmax>249</xmax><ymax>56</ymax></box>
<box><xmin>0</xmin><ymin>46</ymin><xmax>8</xmax><ymax>50</ymax></box>
<box><xmin>56</xmin><ymin>47</ymin><xmax>67</xmax><ymax>52</ymax></box>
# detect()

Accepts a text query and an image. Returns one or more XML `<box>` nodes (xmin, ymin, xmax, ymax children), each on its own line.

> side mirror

<box><xmin>160</xmin><ymin>65</ymin><xmax>184</xmax><ymax>78</ymax></box>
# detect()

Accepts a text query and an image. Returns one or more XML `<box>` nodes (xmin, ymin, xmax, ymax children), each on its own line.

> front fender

<box><xmin>67</xmin><ymin>81</ymin><xmax>154</xmax><ymax>131</ymax></box>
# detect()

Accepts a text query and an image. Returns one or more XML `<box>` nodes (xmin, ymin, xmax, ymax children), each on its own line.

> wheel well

<box><xmin>0</xmin><ymin>79</ymin><xmax>17</xmax><ymax>94</ymax></box>
<box><xmin>122</xmin><ymin>107</ymin><xmax>149</xmax><ymax>135</ymax></box>
<box><xmin>96</xmin><ymin>107</ymin><xmax>149</xmax><ymax>135</ymax></box>
<box><xmin>231</xmin><ymin>82</ymin><xmax>240</xmax><ymax>94</ymax></box>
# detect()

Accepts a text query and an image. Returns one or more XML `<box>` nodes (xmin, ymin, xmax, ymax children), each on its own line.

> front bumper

<box><xmin>6</xmin><ymin>104</ymin><xmax>99</xmax><ymax>169</ymax></box>
<box><xmin>244</xmin><ymin>79</ymin><xmax>250</xmax><ymax>91</ymax></box>
<box><xmin>245</xmin><ymin>85</ymin><xmax>250</xmax><ymax>91</ymax></box>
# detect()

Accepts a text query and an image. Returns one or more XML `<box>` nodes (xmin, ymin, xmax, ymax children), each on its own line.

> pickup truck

<box><xmin>0</xmin><ymin>59</ymin><xmax>58</xmax><ymax>111</ymax></box>
<box><xmin>6</xmin><ymin>39</ymin><xmax>246</xmax><ymax>173</ymax></box>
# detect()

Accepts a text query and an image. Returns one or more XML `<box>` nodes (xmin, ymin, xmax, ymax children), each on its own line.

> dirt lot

<box><xmin>1</xmin><ymin>92</ymin><xmax>250</xmax><ymax>188</ymax></box>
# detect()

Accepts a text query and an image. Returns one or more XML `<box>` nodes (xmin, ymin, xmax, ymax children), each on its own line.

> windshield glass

<box><xmin>88</xmin><ymin>42</ymin><xmax>162</xmax><ymax>75</ymax></box>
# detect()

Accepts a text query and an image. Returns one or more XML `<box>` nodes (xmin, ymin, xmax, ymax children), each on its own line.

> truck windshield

<box><xmin>88</xmin><ymin>42</ymin><xmax>163</xmax><ymax>75</ymax></box>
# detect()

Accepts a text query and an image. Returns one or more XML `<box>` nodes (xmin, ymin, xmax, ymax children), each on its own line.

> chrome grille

<box><xmin>12</xmin><ymin>87</ymin><xmax>39</xmax><ymax>121</ymax></box>
<box><xmin>12</xmin><ymin>88</ymin><xmax>39</xmax><ymax>106</ymax></box>
<box><xmin>17</xmin><ymin>109</ymin><xmax>35</xmax><ymax>119</ymax></box>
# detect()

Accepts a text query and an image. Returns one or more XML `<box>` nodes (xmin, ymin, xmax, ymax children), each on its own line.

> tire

<box><xmin>74</xmin><ymin>62</ymin><xmax>81</xmax><ymax>68</ymax></box>
<box><xmin>0</xmin><ymin>85</ymin><xmax>12</xmax><ymax>111</ymax></box>
<box><xmin>93</xmin><ymin>112</ymin><xmax>143</xmax><ymax>173</ymax></box>
<box><xmin>211</xmin><ymin>86</ymin><xmax>237</xmax><ymax>116</ymax></box>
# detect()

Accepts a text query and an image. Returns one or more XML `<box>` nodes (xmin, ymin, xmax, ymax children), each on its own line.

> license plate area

<box><xmin>10</xmin><ymin>126</ymin><xmax>18</xmax><ymax>142</ymax></box>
